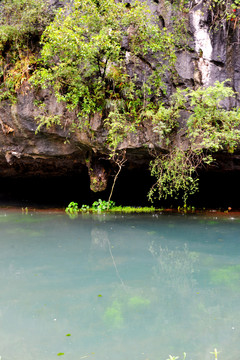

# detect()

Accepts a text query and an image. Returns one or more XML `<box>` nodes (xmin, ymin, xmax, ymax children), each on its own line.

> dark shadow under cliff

<box><xmin>0</xmin><ymin>168</ymin><xmax>239</xmax><ymax>210</ymax></box>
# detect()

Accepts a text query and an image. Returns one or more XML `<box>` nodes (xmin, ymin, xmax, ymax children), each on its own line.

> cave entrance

<box><xmin>0</xmin><ymin>169</ymin><xmax>239</xmax><ymax>210</ymax></box>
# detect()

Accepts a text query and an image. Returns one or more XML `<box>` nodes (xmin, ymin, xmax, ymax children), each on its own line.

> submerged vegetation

<box><xmin>165</xmin><ymin>350</ymin><xmax>220</xmax><ymax>360</ymax></box>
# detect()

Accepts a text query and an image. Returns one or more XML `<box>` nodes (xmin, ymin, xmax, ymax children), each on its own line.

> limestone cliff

<box><xmin>0</xmin><ymin>0</ymin><xmax>240</xmax><ymax>203</ymax></box>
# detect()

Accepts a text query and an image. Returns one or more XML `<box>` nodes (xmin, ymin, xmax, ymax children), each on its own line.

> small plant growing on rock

<box><xmin>66</xmin><ymin>199</ymin><xmax>116</xmax><ymax>214</ymax></box>
<box><xmin>65</xmin><ymin>201</ymin><xmax>79</xmax><ymax>214</ymax></box>
<box><xmin>92</xmin><ymin>199</ymin><xmax>115</xmax><ymax>212</ymax></box>
<box><xmin>81</xmin><ymin>204</ymin><xmax>90</xmax><ymax>212</ymax></box>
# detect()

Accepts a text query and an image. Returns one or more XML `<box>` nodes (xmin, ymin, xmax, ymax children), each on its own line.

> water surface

<box><xmin>0</xmin><ymin>211</ymin><xmax>240</xmax><ymax>360</ymax></box>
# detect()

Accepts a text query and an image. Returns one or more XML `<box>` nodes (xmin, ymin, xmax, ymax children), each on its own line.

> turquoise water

<box><xmin>0</xmin><ymin>211</ymin><xmax>240</xmax><ymax>360</ymax></box>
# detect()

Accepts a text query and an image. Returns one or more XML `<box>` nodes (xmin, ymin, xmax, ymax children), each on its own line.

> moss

<box><xmin>210</xmin><ymin>265</ymin><xmax>240</xmax><ymax>289</ymax></box>
<box><xmin>103</xmin><ymin>301</ymin><xmax>124</xmax><ymax>328</ymax></box>
<box><xmin>128</xmin><ymin>296</ymin><xmax>150</xmax><ymax>308</ymax></box>
<box><xmin>79</xmin><ymin>206</ymin><xmax>160</xmax><ymax>214</ymax></box>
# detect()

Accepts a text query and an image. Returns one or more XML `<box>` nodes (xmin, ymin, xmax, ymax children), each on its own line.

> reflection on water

<box><xmin>0</xmin><ymin>212</ymin><xmax>240</xmax><ymax>360</ymax></box>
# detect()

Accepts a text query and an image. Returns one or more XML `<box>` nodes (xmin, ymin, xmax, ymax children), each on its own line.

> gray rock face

<box><xmin>176</xmin><ymin>51</ymin><xmax>195</xmax><ymax>81</ymax></box>
<box><xmin>0</xmin><ymin>0</ymin><xmax>240</xmax><ymax>193</ymax></box>
<box><xmin>0</xmin><ymin>89</ymin><xmax>159</xmax><ymax>191</ymax></box>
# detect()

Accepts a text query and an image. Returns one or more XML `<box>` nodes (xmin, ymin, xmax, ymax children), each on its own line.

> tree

<box><xmin>31</xmin><ymin>0</ymin><xmax>176</xmax><ymax>144</ymax></box>
<box><xmin>149</xmin><ymin>81</ymin><xmax>240</xmax><ymax>203</ymax></box>
<box><xmin>31</xmin><ymin>0</ymin><xmax>240</xmax><ymax>205</ymax></box>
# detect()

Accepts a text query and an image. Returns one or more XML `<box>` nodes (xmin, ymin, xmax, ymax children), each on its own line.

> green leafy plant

<box><xmin>81</xmin><ymin>204</ymin><xmax>90</xmax><ymax>212</ymax></box>
<box><xmin>149</xmin><ymin>80</ymin><xmax>240</xmax><ymax>204</ymax></box>
<box><xmin>186</xmin><ymin>80</ymin><xmax>240</xmax><ymax>153</ymax></box>
<box><xmin>0</xmin><ymin>0</ymin><xmax>52</xmax><ymax>51</ymax></box>
<box><xmin>29</xmin><ymin>0</ymin><xmax>177</xmax><ymax>204</ymax></box>
<box><xmin>149</xmin><ymin>147</ymin><xmax>203</xmax><ymax>203</ymax></box>
<box><xmin>165</xmin><ymin>0</ymin><xmax>192</xmax><ymax>51</ymax></box>
<box><xmin>208</xmin><ymin>0</ymin><xmax>240</xmax><ymax>28</ymax></box>
<box><xmin>34</xmin><ymin>114</ymin><xmax>62</xmax><ymax>134</ymax></box>
<box><xmin>5</xmin><ymin>0</ymin><xmax>239</xmax><ymax>207</ymax></box>
<box><xmin>67</xmin><ymin>201</ymin><xmax>158</xmax><ymax>213</ymax></box>
<box><xmin>0</xmin><ymin>53</ymin><xmax>37</xmax><ymax>102</ymax></box>
<box><xmin>65</xmin><ymin>201</ymin><xmax>79</xmax><ymax>214</ymax></box>
<box><xmin>0</xmin><ymin>0</ymin><xmax>53</xmax><ymax>102</ymax></box>
<box><xmin>30</xmin><ymin>0</ymin><xmax>176</xmax><ymax>140</ymax></box>
<box><xmin>66</xmin><ymin>199</ymin><xmax>115</xmax><ymax>214</ymax></box>
<box><xmin>92</xmin><ymin>199</ymin><xmax>115</xmax><ymax>211</ymax></box>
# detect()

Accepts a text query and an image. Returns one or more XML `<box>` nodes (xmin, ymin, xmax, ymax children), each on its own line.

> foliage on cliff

<box><xmin>31</xmin><ymin>0</ymin><xmax>176</xmax><ymax>141</ymax></box>
<box><xmin>0</xmin><ymin>0</ymin><xmax>53</xmax><ymax>101</ymax></box>
<box><xmin>1</xmin><ymin>0</ymin><xmax>240</xmax><ymax>204</ymax></box>
<box><xmin>149</xmin><ymin>81</ymin><xmax>240</xmax><ymax>202</ymax></box>
<box><xmin>209</xmin><ymin>0</ymin><xmax>240</xmax><ymax>26</ymax></box>
<box><xmin>0</xmin><ymin>0</ymin><xmax>51</xmax><ymax>52</ymax></box>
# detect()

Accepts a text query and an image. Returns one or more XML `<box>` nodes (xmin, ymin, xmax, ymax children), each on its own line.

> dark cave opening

<box><xmin>0</xmin><ymin>168</ymin><xmax>239</xmax><ymax>210</ymax></box>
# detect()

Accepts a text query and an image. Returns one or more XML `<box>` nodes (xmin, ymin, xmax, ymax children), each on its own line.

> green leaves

<box><xmin>186</xmin><ymin>80</ymin><xmax>240</xmax><ymax>153</ymax></box>
<box><xmin>0</xmin><ymin>0</ymin><xmax>52</xmax><ymax>51</ymax></box>
<box><xmin>92</xmin><ymin>199</ymin><xmax>115</xmax><ymax>211</ymax></box>
<box><xmin>0</xmin><ymin>0</ymin><xmax>53</xmax><ymax>103</ymax></box>
<box><xmin>210</xmin><ymin>0</ymin><xmax>240</xmax><ymax>26</ymax></box>
<box><xmin>31</xmin><ymin>0</ymin><xmax>176</xmax><ymax>136</ymax></box>
<box><xmin>29</xmin><ymin>0</ymin><xmax>240</xmax><ymax>205</ymax></box>
<box><xmin>65</xmin><ymin>202</ymin><xmax>79</xmax><ymax>214</ymax></box>
<box><xmin>149</xmin><ymin>80</ymin><xmax>240</xmax><ymax>203</ymax></box>
<box><xmin>149</xmin><ymin>147</ymin><xmax>200</xmax><ymax>204</ymax></box>
<box><xmin>65</xmin><ymin>199</ymin><xmax>115</xmax><ymax>214</ymax></box>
